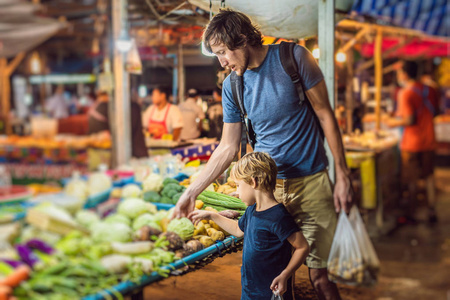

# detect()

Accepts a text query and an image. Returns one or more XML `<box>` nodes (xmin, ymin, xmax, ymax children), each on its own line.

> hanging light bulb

<box><xmin>312</xmin><ymin>47</ymin><xmax>320</xmax><ymax>59</ymax></box>
<box><xmin>30</xmin><ymin>51</ymin><xmax>42</xmax><ymax>74</ymax></box>
<box><xmin>115</xmin><ymin>29</ymin><xmax>132</xmax><ymax>52</ymax></box>
<box><xmin>336</xmin><ymin>51</ymin><xmax>347</xmax><ymax>63</ymax></box>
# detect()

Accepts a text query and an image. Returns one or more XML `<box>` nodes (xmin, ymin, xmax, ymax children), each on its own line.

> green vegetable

<box><xmin>161</xmin><ymin>183</ymin><xmax>185</xmax><ymax>199</ymax></box>
<box><xmin>143</xmin><ymin>191</ymin><xmax>161</xmax><ymax>203</ymax></box>
<box><xmin>163</xmin><ymin>178</ymin><xmax>178</xmax><ymax>186</ymax></box>
<box><xmin>75</xmin><ymin>210</ymin><xmax>100</xmax><ymax>229</ymax></box>
<box><xmin>132</xmin><ymin>213</ymin><xmax>162</xmax><ymax>231</ymax></box>
<box><xmin>198</xmin><ymin>190</ymin><xmax>247</xmax><ymax>210</ymax></box>
<box><xmin>91</xmin><ymin>222</ymin><xmax>132</xmax><ymax>243</ymax></box>
<box><xmin>121</xmin><ymin>184</ymin><xmax>142</xmax><ymax>198</ymax></box>
<box><xmin>166</xmin><ymin>217</ymin><xmax>195</xmax><ymax>241</ymax></box>
<box><xmin>159</xmin><ymin>196</ymin><xmax>173</xmax><ymax>204</ymax></box>
<box><xmin>142</xmin><ymin>173</ymin><xmax>164</xmax><ymax>193</ymax></box>
<box><xmin>103</xmin><ymin>213</ymin><xmax>131</xmax><ymax>226</ymax></box>
<box><xmin>171</xmin><ymin>192</ymin><xmax>183</xmax><ymax>204</ymax></box>
<box><xmin>117</xmin><ymin>198</ymin><xmax>157</xmax><ymax>219</ymax></box>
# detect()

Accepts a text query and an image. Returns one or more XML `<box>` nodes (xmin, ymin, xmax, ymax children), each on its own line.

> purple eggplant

<box><xmin>0</xmin><ymin>258</ymin><xmax>23</xmax><ymax>268</ymax></box>
<box><xmin>15</xmin><ymin>244</ymin><xmax>39</xmax><ymax>267</ymax></box>
<box><xmin>25</xmin><ymin>239</ymin><xmax>54</xmax><ymax>254</ymax></box>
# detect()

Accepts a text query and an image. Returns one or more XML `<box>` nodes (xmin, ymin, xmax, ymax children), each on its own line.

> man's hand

<box><xmin>172</xmin><ymin>190</ymin><xmax>197</xmax><ymax>219</ymax></box>
<box><xmin>270</xmin><ymin>273</ymin><xmax>288</xmax><ymax>296</ymax></box>
<box><xmin>333</xmin><ymin>175</ymin><xmax>353</xmax><ymax>213</ymax></box>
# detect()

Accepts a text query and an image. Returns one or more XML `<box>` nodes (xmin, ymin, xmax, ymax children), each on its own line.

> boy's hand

<box><xmin>270</xmin><ymin>274</ymin><xmax>288</xmax><ymax>296</ymax></box>
<box><xmin>188</xmin><ymin>210</ymin><xmax>213</xmax><ymax>225</ymax></box>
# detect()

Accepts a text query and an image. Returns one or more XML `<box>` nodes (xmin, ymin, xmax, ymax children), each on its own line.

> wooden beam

<box><xmin>5</xmin><ymin>52</ymin><xmax>25</xmax><ymax>76</ymax></box>
<box><xmin>318</xmin><ymin>0</ymin><xmax>335</xmax><ymax>182</ymax></box>
<box><xmin>338</xmin><ymin>19</ymin><xmax>450</xmax><ymax>42</ymax></box>
<box><xmin>345</xmin><ymin>49</ymin><xmax>354</xmax><ymax>133</ymax></box>
<box><xmin>339</xmin><ymin>27</ymin><xmax>370</xmax><ymax>53</ymax></box>
<box><xmin>374</xmin><ymin>29</ymin><xmax>383</xmax><ymax>131</ymax></box>
<box><xmin>356</xmin><ymin>36</ymin><xmax>414</xmax><ymax>72</ymax></box>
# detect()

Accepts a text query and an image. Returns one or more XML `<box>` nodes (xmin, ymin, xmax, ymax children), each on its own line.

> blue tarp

<box><xmin>351</xmin><ymin>0</ymin><xmax>449</xmax><ymax>37</ymax></box>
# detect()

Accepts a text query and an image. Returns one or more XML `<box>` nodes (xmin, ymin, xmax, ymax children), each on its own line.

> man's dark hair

<box><xmin>203</xmin><ymin>8</ymin><xmax>263</xmax><ymax>54</ymax></box>
<box><xmin>402</xmin><ymin>61</ymin><xmax>419</xmax><ymax>80</ymax></box>
<box><xmin>153</xmin><ymin>86</ymin><xmax>171</xmax><ymax>99</ymax></box>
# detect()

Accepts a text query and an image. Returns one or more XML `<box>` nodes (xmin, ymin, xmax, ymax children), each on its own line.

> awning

<box><xmin>351</xmin><ymin>0</ymin><xmax>448</xmax><ymax>37</ymax></box>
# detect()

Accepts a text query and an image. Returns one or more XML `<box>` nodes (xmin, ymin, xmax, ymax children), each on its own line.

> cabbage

<box><xmin>88</xmin><ymin>172</ymin><xmax>112</xmax><ymax>195</ymax></box>
<box><xmin>104</xmin><ymin>213</ymin><xmax>131</xmax><ymax>226</ymax></box>
<box><xmin>91</xmin><ymin>222</ymin><xmax>132</xmax><ymax>243</ymax></box>
<box><xmin>75</xmin><ymin>210</ymin><xmax>100</xmax><ymax>229</ymax></box>
<box><xmin>142</xmin><ymin>173</ymin><xmax>164</xmax><ymax>193</ymax></box>
<box><xmin>166</xmin><ymin>217</ymin><xmax>195</xmax><ymax>241</ymax></box>
<box><xmin>121</xmin><ymin>184</ymin><xmax>142</xmax><ymax>198</ymax></box>
<box><xmin>117</xmin><ymin>198</ymin><xmax>157</xmax><ymax>219</ymax></box>
<box><xmin>64</xmin><ymin>178</ymin><xmax>89</xmax><ymax>201</ymax></box>
<box><xmin>152</xmin><ymin>210</ymin><xmax>169</xmax><ymax>223</ymax></box>
<box><xmin>132</xmin><ymin>214</ymin><xmax>162</xmax><ymax>231</ymax></box>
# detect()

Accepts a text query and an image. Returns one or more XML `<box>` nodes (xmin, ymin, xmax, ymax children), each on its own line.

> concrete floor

<box><xmin>143</xmin><ymin>168</ymin><xmax>450</xmax><ymax>300</ymax></box>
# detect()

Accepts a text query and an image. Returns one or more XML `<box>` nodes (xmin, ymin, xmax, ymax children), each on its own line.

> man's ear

<box><xmin>239</xmin><ymin>34</ymin><xmax>247</xmax><ymax>47</ymax></box>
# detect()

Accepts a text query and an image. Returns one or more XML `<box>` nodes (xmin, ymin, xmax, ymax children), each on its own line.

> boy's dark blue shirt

<box><xmin>238</xmin><ymin>203</ymin><xmax>300</xmax><ymax>300</ymax></box>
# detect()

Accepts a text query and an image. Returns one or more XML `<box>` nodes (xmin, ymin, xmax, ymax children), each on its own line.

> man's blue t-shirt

<box><xmin>238</xmin><ymin>203</ymin><xmax>300</xmax><ymax>300</ymax></box>
<box><xmin>222</xmin><ymin>44</ymin><xmax>328</xmax><ymax>179</ymax></box>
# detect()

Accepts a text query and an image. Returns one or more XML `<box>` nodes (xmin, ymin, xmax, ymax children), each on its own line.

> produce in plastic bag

<box><xmin>327</xmin><ymin>206</ymin><xmax>379</xmax><ymax>286</ymax></box>
<box><xmin>271</xmin><ymin>290</ymin><xmax>283</xmax><ymax>300</ymax></box>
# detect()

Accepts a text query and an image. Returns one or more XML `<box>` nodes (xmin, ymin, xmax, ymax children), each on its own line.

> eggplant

<box><xmin>0</xmin><ymin>258</ymin><xmax>23</xmax><ymax>268</ymax></box>
<box><xmin>25</xmin><ymin>239</ymin><xmax>54</xmax><ymax>254</ymax></box>
<box><xmin>15</xmin><ymin>245</ymin><xmax>40</xmax><ymax>267</ymax></box>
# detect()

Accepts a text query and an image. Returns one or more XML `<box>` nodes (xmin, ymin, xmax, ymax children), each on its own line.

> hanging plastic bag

<box><xmin>270</xmin><ymin>290</ymin><xmax>283</xmax><ymax>300</ymax></box>
<box><xmin>348</xmin><ymin>206</ymin><xmax>380</xmax><ymax>286</ymax></box>
<box><xmin>327</xmin><ymin>209</ymin><xmax>363</xmax><ymax>285</ymax></box>
<box><xmin>126</xmin><ymin>38</ymin><xmax>142</xmax><ymax>74</ymax></box>
<box><xmin>328</xmin><ymin>206</ymin><xmax>380</xmax><ymax>286</ymax></box>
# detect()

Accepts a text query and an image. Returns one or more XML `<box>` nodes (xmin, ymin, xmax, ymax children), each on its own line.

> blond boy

<box><xmin>189</xmin><ymin>152</ymin><xmax>309</xmax><ymax>300</ymax></box>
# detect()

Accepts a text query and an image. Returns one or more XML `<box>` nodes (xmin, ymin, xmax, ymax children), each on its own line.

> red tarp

<box><xmin>360</xmin><ymin>37</ymin><xmax>450</xmax><ymax>58</ymax></box>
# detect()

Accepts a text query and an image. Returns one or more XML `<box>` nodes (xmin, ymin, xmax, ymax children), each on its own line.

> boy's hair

<box><xmin>230</xmin><ymin>152</ymin><xmax>277</xmax><ymax>193</ymax></box>
<box><xmin>203</xmin><ymin>8</ymin><xmax>263</xmax><ymax>54</ymax></box>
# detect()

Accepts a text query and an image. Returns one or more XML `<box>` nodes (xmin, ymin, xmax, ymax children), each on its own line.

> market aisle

<box><xmin>143</xmin><ymin>168</ymin><xmax>450</xmax><ymax>300</ymax></box>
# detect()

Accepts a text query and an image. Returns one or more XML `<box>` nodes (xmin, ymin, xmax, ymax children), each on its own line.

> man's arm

<box><xmin>305</xmin><ymin>80</ymin><xmax>353</xmax><ymax>213</ymax></box>
<box><xmin>172</xmin><ymin>127</ymin><xmax>182</xmax><ymax>141</ymax></box>
<box><xmin>173</xmin><ymin>122</ymin><xmax>242</xmax><ymax>218</ymax></box>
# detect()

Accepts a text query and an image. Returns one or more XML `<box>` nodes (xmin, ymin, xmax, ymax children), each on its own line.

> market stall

<box><xmin>0</xmin><ymin>166</ymin><xmax>245</xmax><ymax>299</ymax></box>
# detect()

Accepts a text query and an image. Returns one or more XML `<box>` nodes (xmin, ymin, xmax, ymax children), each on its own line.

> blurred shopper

<box><xmin>385</xmin><ymin>60</ymin><xmax>439</xmax><ymax>223</ymax></box>
<box><xmin>88</xmin><ymin>91</ymin><xmax>148</xmax><ymax>158</ymax></box>
<box><xmin>179</xmin><ymin>88</ymin><xmax>205</xmax><ymax>141</ymax></box>
<box><xmin>45</xmin><ymin>84</ymin><xmax>69</xmax><ymax>119</ymax></box>
<box><xmin>174</xmin><ymin>9</ymin><xmax>353</xmax><ymax>300</ymax></box>
<box><xmin>142</xmin><ymin>86</ymin><xmax>183</xmax><ymax>141</ymax></box>
<box><xmin>207</xmin><ymin>87</ymin><xmax>224</xmax><ymax>140</ymax></box>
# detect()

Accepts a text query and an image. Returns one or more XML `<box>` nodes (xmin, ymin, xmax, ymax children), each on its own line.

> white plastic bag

<box><xmin>327</xmin><ymin>206</ymin><xmax>380</xmax><ymax>286</ymax></box>
<box><xmin>271</xmin><ymin>290</ymin><xmax>283</xmax><ymax>300</ymax></box>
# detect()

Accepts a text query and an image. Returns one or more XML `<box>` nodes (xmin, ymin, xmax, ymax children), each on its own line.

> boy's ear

<box><xmin>251</xmin><ymin>177</ymin><xmax>258</xmax><ymax>189</ymax></box>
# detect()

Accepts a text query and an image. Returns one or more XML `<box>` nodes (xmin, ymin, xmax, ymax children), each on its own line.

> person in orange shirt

<box><xmin>385</xmin><ymin>60</ymin><xmax>439</xmax><ymax>224</ymax></box>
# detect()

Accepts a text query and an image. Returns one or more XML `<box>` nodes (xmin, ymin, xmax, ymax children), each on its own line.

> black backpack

<box><xmin>230</xmin><ymin>41</ymin><xmax>323</xmax><ymax>156</ymax></box>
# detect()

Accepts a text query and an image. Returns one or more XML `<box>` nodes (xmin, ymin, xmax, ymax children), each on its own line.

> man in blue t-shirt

<box><xmin>175</xmin><ymin>8</ymin><xmax>353</xmax><ymax>299</ymax></box>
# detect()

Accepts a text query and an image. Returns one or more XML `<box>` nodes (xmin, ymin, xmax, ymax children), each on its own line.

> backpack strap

<box><xmin>279</xmin><ymin>41</ymin><xmax>324</xmax><ymax>140</ymax></box>
<box><xmin>230</xmin><ymin>71</ymin><xmax>249</xmax><ymax>156</ymax></box>
<box><xmin>279</xmin><ymin>41</ymin><xmax>305</xmax><ymax>104</ymax></box>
